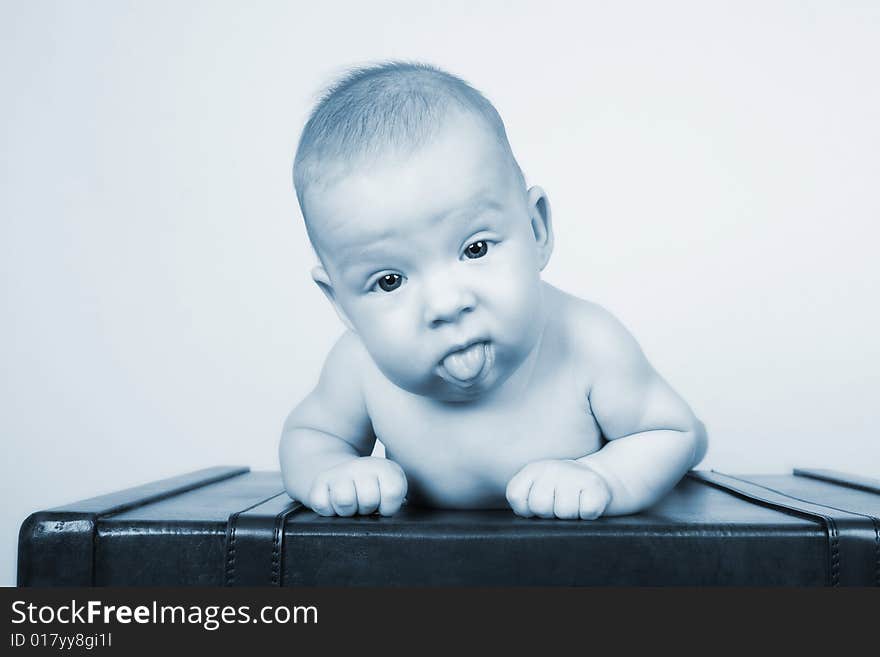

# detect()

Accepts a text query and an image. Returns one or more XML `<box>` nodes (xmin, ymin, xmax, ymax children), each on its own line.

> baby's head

<box><xmin>294</xmin><ymin>62</ymin><xmax>553</xmax><ymax>401</ymax></box>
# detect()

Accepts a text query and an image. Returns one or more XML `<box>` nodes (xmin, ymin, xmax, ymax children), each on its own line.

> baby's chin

<box><xmin>414</xmin><ymin>377</ymin><xmax>502</xmax><ymax>404</ymax></box>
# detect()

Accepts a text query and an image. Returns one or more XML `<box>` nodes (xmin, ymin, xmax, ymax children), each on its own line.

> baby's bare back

<box><xmin>360</xmin><ymin>292</ymin><xmax>604</xmax><ymax>508</ymax></box>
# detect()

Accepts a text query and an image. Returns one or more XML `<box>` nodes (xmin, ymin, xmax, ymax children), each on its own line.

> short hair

<box><xmin>293</xmin><ymin>61</ymin><xmax>524</xmax><ymax>228</ymax></box>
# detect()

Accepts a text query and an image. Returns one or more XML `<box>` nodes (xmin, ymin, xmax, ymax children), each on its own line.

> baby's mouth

<box><xmin>438</xmin><ymin>342</ymin><xmax>490</xmax><ymax>385</ymax></box>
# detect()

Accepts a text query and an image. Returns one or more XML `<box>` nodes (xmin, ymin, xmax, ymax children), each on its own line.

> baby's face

<box><xmin>305</xmin><ymin>111</ymin><xmax>551</xmax><ymax>401</ymax></box>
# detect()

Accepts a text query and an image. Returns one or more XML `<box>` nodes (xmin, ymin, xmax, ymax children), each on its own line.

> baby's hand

<box><xmin>307</xmin><ymin>456</ymin><xmax>408</xmax><ymax>517</ymax></box>
<box><xmin>506</xmin><ymin>459</ymin><xmax>611</xmax><ymax>520</ymax></box>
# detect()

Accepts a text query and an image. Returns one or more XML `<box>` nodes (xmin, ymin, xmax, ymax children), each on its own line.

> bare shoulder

<box><xmin>321</xmin><ymin>330</ymin><xmax>371</xmax><ymax>381</ymax></box>
<box><xmin>551</xmin><ymin>288</ymin><xmax>644</xmax><ymax>377</ymax></box>
<box><xmin>283</xmin><ymin>330</ymin><xmax>373</xmax><ymax>443</ymax></box>
<box><xmin>552</xmin><ymin>287</ymin><xmax>704</xmax><ymax>445</ymax></box>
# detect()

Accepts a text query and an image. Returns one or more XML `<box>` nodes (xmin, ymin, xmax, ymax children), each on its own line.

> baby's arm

<box><xmin>507</xmin><ymin>305</ymin><xmax>707</xmax><ymax>519</ymax></box>
<box><xmin>279</xmin><ymin>331</ymin><xmax>407</xmax><ymax>516</ymax></box>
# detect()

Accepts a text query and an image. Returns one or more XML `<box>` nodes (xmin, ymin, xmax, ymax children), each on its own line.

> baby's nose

<box><xmin>422</xmin><ymin>281</ymin><xmax>476</xmax><ymax>328</ymax></box>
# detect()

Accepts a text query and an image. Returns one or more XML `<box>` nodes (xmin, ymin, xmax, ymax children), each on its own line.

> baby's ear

<box><xmin>527</xmin><ymin>186</ymin><xmax>554</xmax><ymax>270</ymax></box>
<box><xmin>311</xmin><ymin>266</ymin><xmax>356</xmax><ymax>333</ymax></box>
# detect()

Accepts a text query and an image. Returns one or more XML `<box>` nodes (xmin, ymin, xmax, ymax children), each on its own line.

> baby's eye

<box><xmin>464</xmin><ymin>241</ymin><xmax>489</xmax><ymax>259</ymax></box>
<box><xmin>374</xmin><ymin>273</ymin><xmax>403</xmax><ymax>293</ymax></box>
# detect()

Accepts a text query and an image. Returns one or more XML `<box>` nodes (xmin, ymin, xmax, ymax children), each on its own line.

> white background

<box><xmin>2</xmin><ymin>1</ymin><xmax>878</xmax><ymax>586</ymax></box>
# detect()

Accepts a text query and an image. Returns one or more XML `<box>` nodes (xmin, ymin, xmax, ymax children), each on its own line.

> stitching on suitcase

<box><xmin>225</xmin><ymin>492</ymin><xmax>286</xmax><ymax>586</ymax></box>
<box><xmin>91</xmin><ymin>468</ymin><xmax>248</xmax><ymax>587</ymax></box>
<box><xmin>270</xmin><ymin>513</ymin><xmax>284</xmax><ymax>586</ymax></box>
<box><xmin>713</xmin><ymin>473</ymin><xmax>841</xmax><ymax>586</ymax></box>
<box><xmin>795</xmin><ymin>471</ymin><xmax>880</xmax><ymax>583</ymax></box>
<box><xmin>779</xmin><ymin>504</ymin><xmax>880</xmax><ymax>586</ymax></box>
<box><xmin>872</xmin><ymin>518</ymin><xmax>880</xmax><ymax>587</ymax></box>
<box><xmin>270</xmin><ymin>505</ymin><xmax>300</xmax><ymax>586</ymax></box>
<box><xmin>692</xmin><ymin>472</ymin><xmax>841</xmax><ymax>586</ymax></box>
<box><xmin>827</xmin><ymin>519</ymin><xmax>840</xmax><ymax>587</ymax></box>
<box><xmin>224</xmin><ymin>512</ymin><xmax>241</xmax><ymax>586</ymax></box>
<box><xmin>708</xmin><ymin>472</ymin><xmax>880</xmax><ymax>587</ymax></box>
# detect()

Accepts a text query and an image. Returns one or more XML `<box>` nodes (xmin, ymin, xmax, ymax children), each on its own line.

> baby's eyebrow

<box><xmin>434</xmin><ymin>195</ymin><xmax>503</xmax><ymax>226</ymax></box>
<box><xmin>332</xmin><ymin>196</ymin><xmax>505</xmax><ymax>277</ymax></box>
<box><xmin>338</xmin><ymin>239</ymin><xmax>397</xmax><ymax>265</ymax></box>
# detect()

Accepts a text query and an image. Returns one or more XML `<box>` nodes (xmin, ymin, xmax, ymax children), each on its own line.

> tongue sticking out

<box><xmin>441</xmin><ymin>342</ymin><xmax>486</xmax><ymax>382</ymax></box>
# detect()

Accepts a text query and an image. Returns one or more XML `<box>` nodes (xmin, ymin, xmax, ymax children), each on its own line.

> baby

<box><xmin>280</xmin><ymin>62</ymin><xmax>707</xmax><ymax>520</ymax></box>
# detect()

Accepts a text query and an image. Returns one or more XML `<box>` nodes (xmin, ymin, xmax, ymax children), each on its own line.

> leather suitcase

<box><xmin>18</xmin><ymin>466</ymin><xmax>880</xmax><ymax>586</ymax></box>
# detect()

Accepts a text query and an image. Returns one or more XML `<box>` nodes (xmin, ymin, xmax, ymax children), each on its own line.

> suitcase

<box><xmin>18</xmin><ymin>466</ymin><xmax>880</xmax><ymax>586</ymax></box>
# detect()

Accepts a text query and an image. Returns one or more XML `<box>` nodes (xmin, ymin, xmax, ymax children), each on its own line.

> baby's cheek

<box><xmin>486</xmin><ymin>262</ymin><xmax>541</xmax><ymax>324</ymax></box>
<box><xmin>361</xmin><ymin>321</ymin><xmax>436</xmax><ymax>390</ymax></box>
<box><xmin>358</xmin><ymin>302</ymin><xmax>413</xmax><ymax>344</ymax></box>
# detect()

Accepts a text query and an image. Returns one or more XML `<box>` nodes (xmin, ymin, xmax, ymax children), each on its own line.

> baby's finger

<box><xmin>527</xmin><ymin>478</ymin><xmax>556</xmax><ymax>519</ymax></box>
<box><xmin>354</xmin><ymin>476</ymin><xmax>380</xmax><ymax>515</ymax></box>
<box><xmin>308</xmin><ymin>480</ymin><xmax>334</xmax><ymax>517</ymax></box>
<box><xmin>578</xmin><ymin>488</ymin><xmax>606</xmax><ymax>520</ymax></box>
<box><xmin>505</xmin><ymin>472</ymin><xmax>535</xmax><ymax>517</ymax></box>
<box><xmin>553</xmin><ymin>485</ymin><xmax>580</xmax><ymax>520</ymax></box>
<box><xmin>329</xmin><ymin>479</ymin><xmax>358</xmax><ymax>517</ymax></box>
<box><xmin>377</xmin><ymin>473</ymin><xmax>406</xmax><ymax>516</ymax></box>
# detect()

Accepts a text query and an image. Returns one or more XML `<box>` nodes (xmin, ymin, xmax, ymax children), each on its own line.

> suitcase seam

<box><xmin>714</xmin><ymin>473</ymin><xmax>842</xmax><ymax>585</ymax></box>
<box><xmin>794</xmin><ymin>469</ymin><xmax>880</xmax><ymax>496</ymax></box>
<box><xmin>85</xmin><ymin>467</ymin><xmax>249</xmax><ymax>586</ymax></box>
<box><xmin>271</xmin><ymin>512</ymin><xmax>283</xmax><ymax>586</ymax></box>
<box><xmin>690</xmin><ymin>472</ymin><xmax>840</xmax><ymax>586</ymax></box>
<box><xmin>712</xmin><ymin>472</ymin><xmax>880</xmax><ymax>587</ymax></box>
<box><xmin>794</xmin><ymin>471</ymin><xmax>880</xmax><ymax>586</ymax></box>
<box><xmin>225</xmin><ymin>493</ymin><xmax>287</xmax><ymax>586</ymax></box>
<box><xmin>828</xmin><ymin>520</ymin><xmax>840</xmax><ymax>587</ymax></box>
<box><xmin>225</xmin><ymin>512</ymin><xmax>241</xmax><ymax>586</ymax></box>
<box><xmin>271</xmin><ymin>504</ymin><xmax>301</xmax><ymax>586</ymax></box>
<box><xmin>725</xmin><ymin>474</ymin><xmax>880</xmax><ymax>586</ymax></box>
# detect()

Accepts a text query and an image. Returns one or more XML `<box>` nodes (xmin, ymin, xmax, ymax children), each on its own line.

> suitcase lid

<box><xmin>20</xmin><ymin>466</ymin><xmax>880</xmax><ymax>586</ymax></box>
